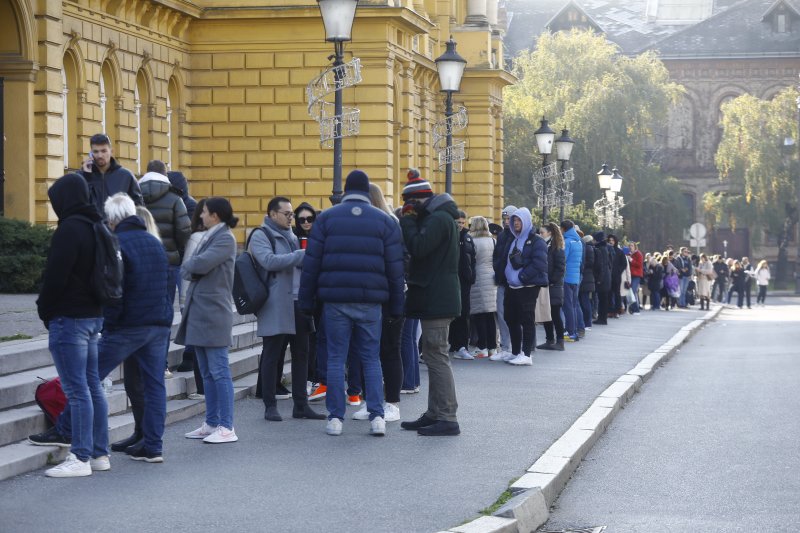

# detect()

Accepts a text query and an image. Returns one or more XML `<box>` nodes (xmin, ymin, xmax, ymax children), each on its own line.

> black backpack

<box><xmin>232</xmin><ymin>228</ymin><xmax>276</xmax><ymax>315</ymax></box>
<box><xmin>77</xmin><ymin>216</ymin><xmax>124</xmax><ymax>304</ymax></box>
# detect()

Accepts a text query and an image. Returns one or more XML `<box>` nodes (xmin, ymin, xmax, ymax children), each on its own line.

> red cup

<box><xmin>300</xmin><ymin>237</ymin><xmax>308</xmax><ymax>250</ymax></box>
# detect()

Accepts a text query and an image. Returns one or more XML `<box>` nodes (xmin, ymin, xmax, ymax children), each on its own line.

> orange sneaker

<box><xmin>347</xmin><ymin>394</ymin><xmax>362</xmax><ymax>406</ymax></box>
<box><xmin>309</xmin><ymin>384</ymin><xmax>327</xmax><ymax>401</ymax></box>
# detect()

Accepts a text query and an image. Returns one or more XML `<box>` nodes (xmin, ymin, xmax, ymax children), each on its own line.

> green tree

<box><xmin>503</xmin><ymin>29</ymin><xmax>689</xmax><ymax>252</ymax></box>
<box><xmin>712</xmin><ymin>88</ymin><xmax>798</xmax><ymax>280</ymax></box>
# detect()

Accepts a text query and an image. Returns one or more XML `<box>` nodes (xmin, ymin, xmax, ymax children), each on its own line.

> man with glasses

<box><xmin>81</xmin><ymin>133</ymin><xmax>143</xmax><ymax>214</ymax></box>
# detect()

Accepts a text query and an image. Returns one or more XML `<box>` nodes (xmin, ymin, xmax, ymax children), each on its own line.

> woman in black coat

<box><xmin>592</xmin><ymin>232</ymin><xmax>612</xmax><ymax>325</ymax></box>
<box><xmin>647</xmin><ymin>255</ymin><xmax>665</xmax><ymax>311</ymax></box>
<box><xmin>579</xmin><ymin>235</ymin><xmax>595</xmax><ymax>330</ymax></box>
<box><xmin>538</xmin><ymin>223</ymin><xmax>567</xmax><ymax>351</ymax></box>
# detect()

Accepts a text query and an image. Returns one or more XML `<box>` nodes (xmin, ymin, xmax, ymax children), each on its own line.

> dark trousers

<box><xmin>596</xmin><ymin>290</ymin><xmax>610</xmax><ymax>323</ymax></box>
<box><xmin>712</xmin><ymin>278</ymin><xmax>727</xmax><ymax>302</ymax></box>
<box><xmin>757</xmin><ymin>285</ymin><xmax>767</xmax><ymax>303</ymax></box>
<box><xmin>123</xmin><ymin>357</ymin><xmax>145</xmax><ymax>434</ymax></box>
<box><xmin>182</xmin><ymin>345</ymin><xmax>204</xmax><ymax>395</ymax></box>
<box><xmin>578</xmin><ymin>291</ymin><xmax>593</xmax><ymax>328</ymax></box>
<box><xmin>543</xmin><ymin>304</ymin><xmax>564</xmax><ymax>342</ymax></box>
<box><xmin>504</xmin><ymin>286</ymin><xmax>539</xmax><ymax>355</ymax></box>
<box><xmin>610</xmin><ymin>277</ymin><xmax>622</xmax><ymax>311</ymax></box>
<box><xmin>448</xmin><ymin>287</ymin><xmax>471</xmax><ymax>351</ymax></box>
<box><xmin>259</xmin><ymin>304</ymin><xmax>313</xmax><ymax>409</ymax></box>
<box><xmin>472</xmin><ymin>312</ymin><xmax>497</xmax><ymax>350</ymax></box>
<box><xmin>379</xmin><ymin>315</ymin><xmax>404</xmax><ymax>403</ymax></box>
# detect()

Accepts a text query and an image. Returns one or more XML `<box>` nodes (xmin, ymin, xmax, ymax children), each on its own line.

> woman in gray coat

<box><xmin>178</xmin><ymin>197</ymin><xmax>239</xmax><ymax>444</ymax></box>
<box><xmin>468</xmin><ymin>216</ymin><xmax>498</xmax><ymax>359</ymax></box>
<box><xmin>250</xmin><ymin>196</ymin><xmax>324</xmax><ymax>422</ymax></box>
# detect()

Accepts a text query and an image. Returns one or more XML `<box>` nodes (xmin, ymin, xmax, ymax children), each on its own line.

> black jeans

<box><xmin>379</xmin><ymin>315</ymin><xmax>404</xmax><ymax>403</ymax></box>
<box><xmin>543</xmin><ymin>304</ymin><xmax>564</xmax><ymax>342</ymax></box>
<box><xmin>123</xmin><ymin>357</ymin><xmax>145</xmax><ymax>434</ymax></box>
<box><xmin>757</xmin><ymin>285</ymin><xmax>767</xmax><ymax>303</ymax></box>
<box><xmin>596</xmin><ymin>290</ymin><xmax>610</xmax><ymax>323</ymax></box>
<box><xmin>448</xmin><ymin>286</ymin><xmax>471</xmax><ymax>351</ymax></box>
<box><xmin>472</xmin><ymin>312</ymin><xmax>497</xmax><ymax>350</ymax></box>
<box><xmin>504</xmin><ymin>286</ymin><xmax>539</xmax><ymax>355</ymax></box>
<box><xmin>259</xmin><ymin>303</ymin><xmax>314</xmax><ymax>409</ymax></box>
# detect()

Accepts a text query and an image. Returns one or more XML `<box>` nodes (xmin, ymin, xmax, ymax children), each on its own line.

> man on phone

<box><xmin>81</xmin><ymin>133</ymin><xmax>142</xmax><ymax>214</ymax></box>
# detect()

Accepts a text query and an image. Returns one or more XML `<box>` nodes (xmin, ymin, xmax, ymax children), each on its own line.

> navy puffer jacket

<box><xmin>104</xmin><ymin>216</ymin><xmax>173</xmax><ymax>330</ymax></box>
<box><xmin>299</xmin><ymin>195</ymin><xmax>405</xmax><ymax>317</ymax></box>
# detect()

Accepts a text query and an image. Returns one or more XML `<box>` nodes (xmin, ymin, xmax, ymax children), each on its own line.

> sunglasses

<box><xmin>297</xmin><ymin>216</ymin><xmax>315</xmax><ymax>224</ymax></box>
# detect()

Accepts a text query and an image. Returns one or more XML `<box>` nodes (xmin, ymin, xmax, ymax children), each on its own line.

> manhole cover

<box><xmin>542</xmin><ymin>528</ymin><xmax>607</xmax><ymax>533</ymax></box>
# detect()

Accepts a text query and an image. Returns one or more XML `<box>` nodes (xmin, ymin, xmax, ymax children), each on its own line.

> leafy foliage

<box><xmin>503</xmin><ymin>30</ymin><xmax>689</xmax><ymax>252</ymax></box>
<box><xmin>0</xmin><ymin>218</ymin><xmax>53</xmax><ymax>293</ymax></box>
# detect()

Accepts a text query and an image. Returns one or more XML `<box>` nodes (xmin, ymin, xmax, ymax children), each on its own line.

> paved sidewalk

<box><xmin>540</xmin><ymin>297</ymin><xmax>800</xmax><ymax>532</ymax></box>
<box><xmin>1</xmin><ymin>308</ymin><xmax>706</xmax><ymax>532</ymax></box>
<box><xmin>0</xmin><ymin>294</ymin><xmax>46</xmax><ymax>340</ymax></box>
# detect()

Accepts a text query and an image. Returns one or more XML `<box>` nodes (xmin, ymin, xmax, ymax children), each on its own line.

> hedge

<box><xmin>0</xmin><ymin>218</ymin><xmax>53</xmax><ymax>293</ymax></box>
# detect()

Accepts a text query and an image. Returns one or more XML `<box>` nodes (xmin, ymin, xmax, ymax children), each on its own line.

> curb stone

<box><xmin>447</xmin><ymin>305</ymin><xmax>722</xmax><ymax>533</ymax></box>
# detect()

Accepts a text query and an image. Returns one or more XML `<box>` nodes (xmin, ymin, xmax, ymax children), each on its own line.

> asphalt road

<box><xmin>1</xmin><ymin>308</ymin><xmax>704</xmax><ymax>533</ymax></box>
<box><xmin>541</xmin><ymin>297</ymin><xmax>800</xmax><ymax>533</ymax></box>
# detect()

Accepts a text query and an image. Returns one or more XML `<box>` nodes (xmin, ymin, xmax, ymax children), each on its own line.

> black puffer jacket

<box><xmin>36</xmin><ymin>174</ymin><xmax>103</xmax><ymax>324</ymax></box>
<box><xmin>580</xmin><ymin>240</ymin><xmax>595</xmax><ymax>293</ymax></box>
<box><xmin>547</xmin><ymin>241</ymin><xmax>566</xmax><ymax>306</ymax></box>
<box><xmin>139</xmin><ymin>172</ymin><xmax>191</xmax><ymax>266</ymax></box>
<box><xmin>593</xmin><ymin>232</ymin><xmax>612</xmax><ymax>292</ymax></box>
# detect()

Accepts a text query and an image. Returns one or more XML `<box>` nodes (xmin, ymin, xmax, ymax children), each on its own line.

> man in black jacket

<box><xmin>449</xmin><ymin>210</ymin><xmax>476</xmax><ymax>359</ymax></box>
<box><xmin>593</xmin><ymin>232</ymin><xmax>612</xmax><ymax>325</ymax></box>
<box><xmin>80</xmin><ymin>133</ymin><xmax>143</xmax><ymax>213</ymax></box>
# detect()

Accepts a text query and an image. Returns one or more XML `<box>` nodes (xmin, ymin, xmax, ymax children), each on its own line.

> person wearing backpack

<box><xmin>250</xmin><ymin>196</ymin><xmax>324</xmax><ymax>422</ymax></box>
<box><xmin>30</xmin><ymin>173</ymin><xmax>106</xmax><ymax>478</ymax></box>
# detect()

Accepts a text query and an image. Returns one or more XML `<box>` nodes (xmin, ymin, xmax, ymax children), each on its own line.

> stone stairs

<box><xmin>0</xmin><ymin>310</ymin><xmax>266</xmax><ymax>481</ymax></box>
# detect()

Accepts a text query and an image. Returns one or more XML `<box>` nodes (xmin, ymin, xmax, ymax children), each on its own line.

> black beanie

<box><xmin>344</xmin><ymin>170</ymin><xmax>370</xmax><ymax>197</ymax></box>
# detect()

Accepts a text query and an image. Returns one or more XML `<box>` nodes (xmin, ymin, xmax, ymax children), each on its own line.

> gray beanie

<box><xmin>502</xmin><ymin>205</ymin><xmax>518</xmax><ymax>216</ymax></box>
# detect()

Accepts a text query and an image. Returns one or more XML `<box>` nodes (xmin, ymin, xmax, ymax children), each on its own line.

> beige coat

<box><xmin>695</xmin><ymin>260</ymin><xmax>713</xmax><ymax>298</ymax></box>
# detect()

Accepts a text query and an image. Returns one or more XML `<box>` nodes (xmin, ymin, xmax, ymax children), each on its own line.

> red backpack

<box><xmin>35</xmin><ymin>377</ymin><xmax>66</xmax><ymax>425</ymax></box>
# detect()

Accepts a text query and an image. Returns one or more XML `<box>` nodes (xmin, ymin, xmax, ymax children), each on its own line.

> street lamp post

<box><xmin>435</xmin><ymin>38</ymin><xmax>467</xmax><ymax>195</ymax></box>
<box><xmin>317</xmin><ymin>0</ymin><xmax>358</xmax><ymax>204</ymax></box>
<box><xmin>594</xmin><ymin>163</ymin><xmax>624</xmax><ymax>230</ymax></box>
<box><xmin>555</xmin><ymin>128</ymin><xmax>575</xmax><ymax>222</ymax></box>
<box><xmin>723</xmin><ymin>239</ymin><xmax>728</xmax><ymax>259</ymax></box>
<box><xmin>533</xmin><ymin>117</ymin><xmax>556</xmax><ymax>224</ymax></box>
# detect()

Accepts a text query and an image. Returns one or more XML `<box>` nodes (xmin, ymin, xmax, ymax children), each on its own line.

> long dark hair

<box><xmin>191</xmin><ymin>198</ymin><xmax>206</xmax><ymax>233</ymax></box>
<box><xmin>205</xmin><ymin>197</ymin><xmax>239</xmax><ymax>228</ymax></box>
<box><xmin>545</xmin><ymin>222</ymin><xmax>564</xmax><ymax>250</ymax></box>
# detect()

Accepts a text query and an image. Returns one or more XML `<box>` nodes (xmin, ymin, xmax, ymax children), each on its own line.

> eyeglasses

<box><xmin>297</xmin><ymin>216</ymin><xmax>315</xmax><ymax>224</ymax></box>
<box><xmin>278</xmin><ymin>211</ymin><xmax>294</xmax><ymax>219</ymax></box>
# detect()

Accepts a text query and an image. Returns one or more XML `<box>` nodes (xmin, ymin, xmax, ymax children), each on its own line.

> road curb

<box><xmin>445</xmin><ymin>306</ymin><xmax>722</xmax><ymax>533</ymax></box>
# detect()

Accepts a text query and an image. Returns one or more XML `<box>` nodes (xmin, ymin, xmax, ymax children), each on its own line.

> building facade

<box><xmin>1</xmin><ymin>0</ymin><xmax>514</xmax><ymax>236</ymax></box>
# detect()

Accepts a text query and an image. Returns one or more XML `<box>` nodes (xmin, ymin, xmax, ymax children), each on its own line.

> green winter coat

<box><xmin>400</xmin><ymin>193</ymin><xmax>461</xmax><ymax>320</ymax></box>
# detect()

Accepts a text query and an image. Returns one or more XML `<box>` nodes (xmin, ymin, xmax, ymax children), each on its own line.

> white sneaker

<box><xmin>326</xmin><ymin>418</ymin><xmax>343</xmax><ymax>436</ymax></box>
<box><xmin>188</xmin><ymin>393</ymin><xmax>205</xmax><ymax>400</ymax></box>
<box><xmin>89</xmin><ymin>455</ymin><xmax>111</xmax><ymax>472</ymax></box>
<box><xmin>164</xmin><ymin>369</ymin><xmax>173</xmax><ymax>379</ymax></box>
<box><xmin>203</xmin><ymin>426</ymin><xmax>238</xmax><ymax>444</ymax></box>
<box><xmin>370</xmin><ymin>416</ymin><xmax>386</xmax><ymax>436</ymax></box>
<box><xmin>507</xmin><ymin>353</ymin><xmax>533</xmax><ymax>366</ymax></box>
<box><xmin>352</xmin><ymin>405</ymin><xmax>370</xmax><ymax>420</ymax></box>
<box><xmin>185</xmin><ymin>422</ymin><xmax>217</xmax><ymax>439</ymax></box>
<box><xmin>471</xmin><ymin>348</ymin><xmax>489</xmax><ymax>359</ymax></box>
<box><xmin>488</xmin><ymin>349</ymin><xmax>497</xmax><ymax>357</ymax></box>
<box><xmin>383</xmin><ymin>402</ymin><xmax>400</xmax><ymax>422</ymax></box>
<box><xmin>489</xmin><ymin>350</ymin><xmax>507</xmax><ymax>361</ymax></box>
<box><xmin>453</xmin><ymin>347</ymin><xmax>474</xmax><ymax>360</ymax></box>
<box><xmin>501</xmin><ymin>351</ymin><xmax>516</xmax><ymax>361</ymax></box>
<box><xmin>45</xmin><ymin>453</ymin><xmax>92</xmax><ymax>478</ymax></box>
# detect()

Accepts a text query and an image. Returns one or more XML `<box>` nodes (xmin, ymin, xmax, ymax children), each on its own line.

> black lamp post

<box><xmin>533</xmin><ymin>117</ymin><xmax>556</xmax><ymax>224</ymax></box>
<box><xmin>554</xmin><ymin>128</ymin><xmax>575</xmax><ymax>221</ymax></box>
<box><xmin>317</xmin><ymin>0</ymin><xmax>358</xmax><ymax>205</ymax></box>
<box><xmin>435</xmin><ymin>38</ymin><xmax>467</xmax><ymax>195</ymax></box>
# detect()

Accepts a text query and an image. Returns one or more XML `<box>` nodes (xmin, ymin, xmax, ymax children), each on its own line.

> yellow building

<box><xmin>1</xmin><ymin>0</ymin><xmax>514</xmax><ymax>237</ymax></box>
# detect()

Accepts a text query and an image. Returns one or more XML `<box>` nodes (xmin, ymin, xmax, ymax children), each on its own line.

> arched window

<box><xmin>167</xmin><ymin>77</ymin><xmax>180</xmax><ymax>170</ymax></box>
<box><xmin>62</xmin><ymin>51</ymin><xmax>80</xmax><ymax>170</ymax></box>
<box><xmin>135</xmin><ymin>70</ymin><xmax>152</xmax><ymax>175</ymax></box>
<box><xmin>62</xmin><ymin>69</ymin><xmax>69</xmax><ymax>170</ymax></box>
<box><xmin>100</xmin><ymin>60</ymin><xmax>117</xmax><ymax>139</ymax></box>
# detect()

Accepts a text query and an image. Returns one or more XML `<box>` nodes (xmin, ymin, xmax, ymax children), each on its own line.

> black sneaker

<box><xmin>111</xmin><ymin>432</ymin><xmax>142</xmax><ymax>452</ymax></box>
<box><xmin>417</xmin><ymin>420</ymin><xmax>461</xmax><ymax>436</ymax></box>
<box><xmin>28</xmin><ymin>426</ymin><xmax>70</xmax><ymax>448</ymax></box>
<box><xmin>275</xmin><ymin>384</ymin><xmax>292</xmax><ymax>400</ymax></box>
<box><xmin>130</xmin><ymin>447</ymin><xmax>164</xmax><ymax>463</ymax></box>
<box><xmin>400</xmin><ymin>414</ymin><xmax>436</xmax><ymax>431</ymax></box>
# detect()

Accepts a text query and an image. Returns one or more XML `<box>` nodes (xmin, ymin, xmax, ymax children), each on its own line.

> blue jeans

<box><xmin>314</xmin><ymin>314</ymin><xmax>362</xmax><ymax>394</ymax></box>
<box><xmin>323</xmin><ymin>303</ymin><xmax>383</xmax><ymax>421</ymax></box>
<box><xmin>58</xmin><ymin>325</ymin><xmax>170</xmax><ymax>455</ymax></box>
<box><xmin>631</xmin><ymin>277</ymin><xmax>641</xmax><ymax>311</ymax></box>
<box><xmin>195</xmin><ymin>346</ymin><xmax>234</xmax><ymax>430</ymax></box>
<box><xmin>678</xmin><ymin>275</ymin><xmax>690</xmax><ymax>307</ymax></box>
<box><xmin>579</xmin><ymin>291</ymin><xmax>593</xmax><ymax>328</ymax></box>
<box><xmin>495</xmin><ymin>286</ymin><xmax>511</xmax><ymax>351</ymax></box>
<box><xmin>400</xmin><ymin>318</ymin><xmax>420</xmax><ymax>390</ymax></box>
<box><xmin>563</xmin><ymin>283</ymin><xmax>579</xmax><ymax>337</ymax></box>
<box><xmin>50</xmin><ymin>317</ymin><xmax>105</xmax><ymax>462</ymax></box>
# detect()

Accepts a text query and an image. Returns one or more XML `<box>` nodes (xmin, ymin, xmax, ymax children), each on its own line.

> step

<box><xmin>0</xmin><ymin>344</ymin><xmax>262</xmax><ymax>447</ymax></box>
<box><xmin>0</xmin><ymin>310</ymin><xmax>256</xmax><ymax>376</ymax></box>
<box><xmin>0</xmin><ymin>322</ymin><xmax>260</xmax><ymax>412</ymax></box>
<box><xmin>0</xmin><ymin>373</ymin><xmax>258</xmax><ymax>482</ymax></box>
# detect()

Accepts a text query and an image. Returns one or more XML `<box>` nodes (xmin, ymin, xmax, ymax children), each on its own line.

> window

<box><xmin>167</xmin><ymin>77</ymin><xmax>180</xmax><ymax>170</ymax></box>
<box><xmin>62</xmin><ymin>51</ymin><xmax>80</xmax><ymax>169</ymax></box>
<box><xmin>777</xmin><ymin>14</ymin><xmax>787</xmax><ymax>33</ymax></box>
<box><xmin>62</xmin><ymin>70</ymin><xmax>69</xmax><ymax>170</ymax></box>
<box><xmin>100</xmin><ymin>61</ymin><xmax>117</xmax><ymax>137</ymax></box>
<box><xmin>135</xmin><ymin>70</ymin><xmax>151</xmax><ymax>175</ymax></box>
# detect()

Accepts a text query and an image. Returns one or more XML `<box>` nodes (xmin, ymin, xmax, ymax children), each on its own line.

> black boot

<box><xmin>537</xmin><ymin>340</ymin><xmax>556</xmax><ymax>350</ymax></box>
<box><xmin>401</xmin><ymin>414</ymin><xmax>436</xmax><ymax>431</ymax></box>
<box><xmin>292</xmin><ymin>404</ymin><xmax>326</xmax><ymax>420</ymax></box>
<box><xmin>264</xmin><ymin>406</ymin><xmax>282</xmax><ymax>422</ymax></box>
<box><xmin>111</xmin><ymin>431</ymin><xmax>142</xmax><ymax>452</ymax></box>
<box><xmin>552</xmin><ymin>340</ymin><xmax>565</xmax><ymax>351</ymax></box>
<box><xmin>417</xmin><ymin>420</ymin><xmax>460</xmax><ymax>436</ymax></box>
<box><xmin>125</xmin><ymin>438</ymin><xmax>145</xmax><ymax>456</ymax></box>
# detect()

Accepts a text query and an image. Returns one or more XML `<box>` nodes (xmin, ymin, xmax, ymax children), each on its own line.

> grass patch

<box><xmin>0</xmin><ymin>333</ymin><xmax>33</xmax><ymax>342</ymax></box>
<box><xmin>479</xmin><ymin>477</ymin><xmax>519</xmax><ymax>515</ymax></box>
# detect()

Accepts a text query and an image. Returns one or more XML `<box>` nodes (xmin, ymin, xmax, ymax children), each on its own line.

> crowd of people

<box><xmin>27</xmin><ymin>133</ymin><xmax>774</xmax><ymax>478</ymax></box>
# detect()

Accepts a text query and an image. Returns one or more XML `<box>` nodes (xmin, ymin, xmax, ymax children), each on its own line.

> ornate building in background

<box><xmin>0</xmin><ymin>0</ymin><xmax>514</xmax><ymax>236</ymax></box>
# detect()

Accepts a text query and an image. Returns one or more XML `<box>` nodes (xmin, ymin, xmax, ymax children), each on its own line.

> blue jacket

<box><xmin>299</xmin><ymin>195</ymin><xmax>405</xmax><ymax>317</ymax></box>
<box><xmin>562</xmin><ymin>227</ymin><xmax>583</xmax><ymax>285</ymax></box>
<box><xmin>494</xmin><ymin>207</ymin><xmax>548</xmax><ymax>288</ymax></box>
<box><xmin>104</xmin><ymin>216</ymin><xmax>173</xmax><ymax>330</ymax></box>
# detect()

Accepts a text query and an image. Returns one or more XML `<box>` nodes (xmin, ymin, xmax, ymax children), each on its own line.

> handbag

<box><xmin>232</xmin><ymin>228</ymin><xmax>276</xmax><ymax>315</ymax></box>
<box><xmin>535</xmin><ymin>285</ymin><xmax>551</xmax><ymax>323</ymax></box>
